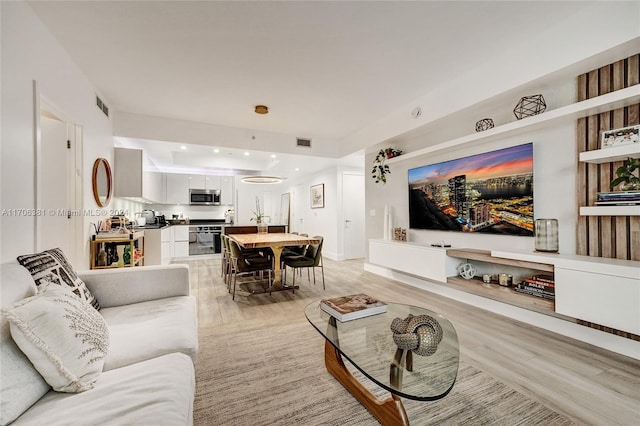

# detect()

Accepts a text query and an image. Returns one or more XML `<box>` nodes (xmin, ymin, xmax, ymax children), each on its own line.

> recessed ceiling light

<box><xmin>213</xmin><ymin>148</ymin><xmax>220</xmax><ymax>153</ymax></box>
<box><xmin>180</xmin><ymin>145</ymin><xmax>187</xmax><ymax>150</ymax></box>
<box><xmin>270</xmin><ymin>154</ymin><xmax>277</xmax><ymax>159</ymax></box>
<box><xmin>295</xmin><ymin>168</ymin><xmax>300</xmax><ymax>171</ymax></box>
<box><xmin>244</xmin><ymin>151</ymin><xmax>250</xmax><ymax>156</ymax></box>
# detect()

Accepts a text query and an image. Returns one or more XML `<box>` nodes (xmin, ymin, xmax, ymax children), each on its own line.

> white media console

<box><xmin>366</xmin><ymin>239</ymin><xmax>640</xmax><ymax>359</ymax></box>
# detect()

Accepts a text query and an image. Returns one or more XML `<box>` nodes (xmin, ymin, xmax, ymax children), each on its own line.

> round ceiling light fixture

<box><xmin>241</xmin><ymin>176</ymin><xmax>285</xmax><ymax>184</ymax></box>
<box><xmin>254</xmin><ymin>105</ymin><xmax>269</xmax><ymax>114</ymax></box>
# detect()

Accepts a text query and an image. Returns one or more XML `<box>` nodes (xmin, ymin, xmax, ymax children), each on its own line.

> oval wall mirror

<box><xmin>92</xmin><ymin>158</ymin><xmax>112</xmax><ymax>207</ymax></box>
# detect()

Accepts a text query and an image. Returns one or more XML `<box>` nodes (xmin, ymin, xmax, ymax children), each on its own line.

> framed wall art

<box><xmin>601</xmin><ymin>124</ymin><xmax>639</xmax><ymax>149</ymax></box>
<box><xmin>310</xmin><ymin>183</ymin><xmax>325</xmax><ymax>208</ymax></box>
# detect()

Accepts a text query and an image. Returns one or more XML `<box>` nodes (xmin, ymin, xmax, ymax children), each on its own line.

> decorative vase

<box><xmin>257</xmin><ymin>222</ymin><xmax>268</xmax><ymax>234</ymax></box>
<box><xmin>620</xmin><ymin>181</ymin><xmax>640</xmax><ymax>191</ymax></box>
<box><xmin>534</xmin><ymin>218</ymin><xmax>559</xmax><ymax>253</ymax></box>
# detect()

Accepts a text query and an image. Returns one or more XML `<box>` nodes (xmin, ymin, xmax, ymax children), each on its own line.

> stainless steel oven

<box><xmin>189</xmin><ymin>188</ymin><xmax>221</xmax><ymax>206</ymax></box>
<box><xmin>188</xmin><ymin>225</ymin><xmax>222</xmax><ymax>255</ymax></box>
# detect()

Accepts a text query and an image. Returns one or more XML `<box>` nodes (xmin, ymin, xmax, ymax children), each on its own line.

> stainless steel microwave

<box><xmin>189</xmin><ymin>188</ymin><xmax>221</xmax><ymax>206</ymax></box>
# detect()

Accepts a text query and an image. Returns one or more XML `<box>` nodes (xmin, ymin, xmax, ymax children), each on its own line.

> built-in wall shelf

<box><xmin>446</xmin><ymin>248</ymin><xmax>554</xmax><ymax>272</ymax></box>
<box><xmin>580</xmin><ymin>205</ymin><xmax>640</xmax><ymax>216</ymax></box>
<box><xmin>387</xmin><ymin>85</ymin><xmax>640</xmax><ymax>163</ymax></box>
<box><xmin>579</xmin><ymin>143</ymin><xmax>640</xmax><ymax>164</ymax></box>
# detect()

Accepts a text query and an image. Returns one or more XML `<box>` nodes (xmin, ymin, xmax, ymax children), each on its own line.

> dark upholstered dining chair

<box><xmin>228</xmin><ymin>239</ymin><xmax>272</xmax><ymax>300</ymax></box>
<box><xmin>282</xmin><ymin>236</ymin><xmax>324</xmax><ymax>290</ymax></box>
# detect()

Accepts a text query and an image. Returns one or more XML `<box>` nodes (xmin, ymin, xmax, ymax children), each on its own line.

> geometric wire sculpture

<box><xmin>457</xmin><ymin>262</ymin><xmax>477</xmax><ymax>280</ymax></box>
<box><xmin>513</xmin><ymin>94</ymin><xmax>547</xmax><ymax>120</ymax></box>
<box><xmin>475</xmin><ymin>118</ymin><xmax>495</xmax><ymax>132</ymax></box>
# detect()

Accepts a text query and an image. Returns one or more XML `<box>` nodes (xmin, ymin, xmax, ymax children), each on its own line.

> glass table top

<box><xmin>304</xmin><ymin>301</ymin><xmax>459</xmax><ymax>401</ymax></box>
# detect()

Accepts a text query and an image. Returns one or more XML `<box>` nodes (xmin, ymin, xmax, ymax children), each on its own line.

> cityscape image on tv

<box><xmin>408</xmin><ymin>143</ymin><xmax>534</xmax><ymax>236</ymax></box>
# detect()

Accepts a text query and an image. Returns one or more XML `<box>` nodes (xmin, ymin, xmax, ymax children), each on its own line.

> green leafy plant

<box><xmin>249</xmin><ymin>196</ymin><xmax>265</xmax><ymax>223</ymax></box>
<box><xmin>610</xmin><ymin>157</ymin><xmax>640</xmax><ymax>190</ymax></box>
<box><xmin>371</xmin><ymin>147</ymin><xmax>402</xmax><ymax>184</ymax></box>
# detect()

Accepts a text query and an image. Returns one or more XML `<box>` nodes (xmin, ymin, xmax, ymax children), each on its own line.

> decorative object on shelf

<box><xmin>390</xmin><ymin>314</ymin><xmax>443</xmax><ymax>357</ymax></box>
<box><xmin>475</xmin><ymin>118</ymin><xmax>495</xmax><ymax>132</ymax></box>
<box><xmin>534</xmin><ymin>218</ymin><xmax>559</xmax><ymax>253</ymax></box>
<box><xmin>513</xmin><ymin>94</ymin><xmax>546</xmax><ymax>120</ymax></box>
<box><xmin>457</xmin><ymin>262</ymin><xmax>477</xmax><ymax>280</ymax></box>
<box><xmin>310</xmin><ymin>183</ymin><xmax>325</xmax><ymax>208</ymax></box>
<box><xmin>393</xmin><ymin>227</ymin><xmax>406</xmax><ymax>241</ymax></box>
<box><xmin>383</xmin><ymin>205</ymin><xmax>394</xmax><ymax>240</ymax></box>
<box><xmin>482</xmin><ymin>274</ymin><xmax>492</xmax><ymax>284</ymax></box>
<box><xmin>601</xmin><ymin>124</ymin><xmax>639</xmax><ymax>149</ymax></box>
<box><xmin>498</xmin><ymin>273</ymin><xmax>513</xmax><ymax>287</ymax></box>
<box><xmin>371</xmin><ymin>147</ymin><xmax>402</xmax><ymax>184</ymax></box>
<box><xmin>610</xmin><ymin>157</ymin><xmax>640</xmax><ymax>191</ymax></box>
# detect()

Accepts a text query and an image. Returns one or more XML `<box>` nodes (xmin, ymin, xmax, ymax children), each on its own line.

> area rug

<box><xmin>194</xmin><ymin>319</ymin><xmax>574</xmax><ymax>425</ymax></box>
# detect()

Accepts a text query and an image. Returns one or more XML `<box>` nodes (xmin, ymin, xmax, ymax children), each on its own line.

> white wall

<box><xmin>1</xmin><ymin>2</ymin><xmax>115</xmax><ymax>267</ymax></box>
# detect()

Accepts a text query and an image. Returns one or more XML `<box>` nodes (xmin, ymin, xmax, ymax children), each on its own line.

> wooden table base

<box><xmin>324</xmin><ymin>341</ymin><xmax>409</xmax><ymax>426</ymax></box>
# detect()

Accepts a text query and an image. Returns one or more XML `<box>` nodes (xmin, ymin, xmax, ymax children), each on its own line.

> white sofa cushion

<box><xmin>101</xmin><ymin>295</ymin><xmax>197</xmax><ymax>370</ymax></box>
<box><xmin>2</xmin><ymin>283</ymin><xmax>109</xmax><ymax>393</ymax></box>
<box><xmin>17</xmin><ymin>248</ymin><xmax>101</xmax><ymax>310</ymax></box>
<box><xmin>12</xmin><ymin>353</ymin><xmax>195</xmax><ymax>426</ymax></box>
<box><xmin>1</xmin><ymin>263</ymin><xmax>50</xmax><ymax>426</ymax></box>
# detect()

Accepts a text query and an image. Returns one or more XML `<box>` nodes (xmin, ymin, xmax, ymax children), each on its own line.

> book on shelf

<box><xmin>531</xmin><ymin>274</ymin><xmax>554</xmax><ymax>284</ymax></box>
<box><xmin>594</xmin><ymin>200</ymin><xmax>640</xmax><ymax>205</ymax></box>
<box><xmin>523</xmin><ymin>278</ymin><xmax>555</xmax><ymax>291</ymax></box>
<box><xmin>320</xmin><ymin>293</ymin><xmax>387</xmax><ymax>322</ymax></box>
<box><xmin>597</xmin><ymin>190</ymin><xmax>640</xmax><ymax>197</ymax></box>
<box><xmin>515</xmin><ymin>284</ymin><xmax>555</xmax><ymax>300</ymax></box>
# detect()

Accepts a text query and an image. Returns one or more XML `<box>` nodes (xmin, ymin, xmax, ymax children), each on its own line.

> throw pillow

<box><xmin>2</xmin><ymin>283</ymin><xmax>109</xmax><ymax>393</ymax></box>
<box><xmin>17</xmin><ymin>248</ymin><xmax>100</xmax><ymax>310</ymax></box>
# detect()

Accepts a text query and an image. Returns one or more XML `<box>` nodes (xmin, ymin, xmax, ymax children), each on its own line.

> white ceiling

<box><xmin>27</xmin><ymin>1</ymin><xmax>595</xmax><ymax>175</ymax></box>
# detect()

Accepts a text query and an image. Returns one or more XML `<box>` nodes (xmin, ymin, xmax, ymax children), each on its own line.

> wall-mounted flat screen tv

<box><xmin>408</xmin><ymin>143</ymin><xmax>533</xmax><ymax>236</ymax></box>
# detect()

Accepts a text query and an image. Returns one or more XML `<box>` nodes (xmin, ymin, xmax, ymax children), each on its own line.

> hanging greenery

<box><xmin>371</xmin><ymin>148</ymin><xmax>402</xmax><ymax>184</ymax></box>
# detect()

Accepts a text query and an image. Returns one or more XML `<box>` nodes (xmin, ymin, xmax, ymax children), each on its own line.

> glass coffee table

<box><xmin>305</xmin><ymin>301</ymin><xmax>459</xmax><ymax>426</ymax></box>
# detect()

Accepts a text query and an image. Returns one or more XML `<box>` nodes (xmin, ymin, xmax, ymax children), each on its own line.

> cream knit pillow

<box><xmin>2</xmin><ymin>283</ymin><xmax>109</xmax><ymax>393</ymax></box>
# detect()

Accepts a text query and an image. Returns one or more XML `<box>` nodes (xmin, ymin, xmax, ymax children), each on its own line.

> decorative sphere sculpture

<box><xmin>513</xmin><ymin>94</ymin><xmax>547</xmax><ymax>120</ymax></box>
<box><xmin>475</xmin><ymin>118</ymin><xmax>495</xmax><ymax>132</ymax></box>
<box><xmin>457</xmin><ymin>262</ymin><xmax>477</xmax><ymax>280</ymax></box>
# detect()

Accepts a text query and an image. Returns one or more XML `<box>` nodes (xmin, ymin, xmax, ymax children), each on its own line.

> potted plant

<box><xmin>250</xmin><ymin>196</ymin><xmax>268</xmax><ymax>233</ymax></box>
<box><xmin>371</xmin><ymin>147</ymin><xmax>402</xmax><ymax>184</ymax></box>
<box><xmin>610</xmin><ymin>157</ymin><xmax>640</xmax><ymax>191</ymax></box>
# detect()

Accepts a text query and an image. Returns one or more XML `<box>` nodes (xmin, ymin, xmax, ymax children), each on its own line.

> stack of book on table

<box><xmin>514</xmin><ymin>274</ymin><xmax>555</xmax><ymax>300</ymax></box>
<box><xmin>320</xmin><ymin>293</ymin><xmax>387</xmax><ymax>322</ymax></box>
<box><xmin>595</xmin><ymin>191</ymin><xmax>640</xmax><ymax>206</ymax></box>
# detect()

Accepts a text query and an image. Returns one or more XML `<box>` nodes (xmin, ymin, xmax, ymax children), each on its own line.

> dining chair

<box><xmin>228</xmin><ymin>239</ymin><xmax>273</xmax><ymax>300</ymax></box>
<box><xmin>283</xmin><ymin>236</ymin><xmax>324</xmax><ymax>290</ymax></box>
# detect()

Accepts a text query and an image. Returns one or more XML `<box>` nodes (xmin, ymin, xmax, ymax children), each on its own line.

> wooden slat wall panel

<box><xmin>576</xmin><ymin>54</ymin><xmax>639</xmax><ymax>339</ymax></box>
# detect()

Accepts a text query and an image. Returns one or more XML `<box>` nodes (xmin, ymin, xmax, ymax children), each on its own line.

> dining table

<box><xmin>227</xmin><ymin>233</ymin><xmax>321</xmax><ymax>290</ymax></box>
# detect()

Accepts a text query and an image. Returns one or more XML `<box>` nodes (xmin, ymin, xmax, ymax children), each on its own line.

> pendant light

<box><xmin>241</xmin><ymin>105</ymin><xmax>285</xmax><ymax>184</ymax></box>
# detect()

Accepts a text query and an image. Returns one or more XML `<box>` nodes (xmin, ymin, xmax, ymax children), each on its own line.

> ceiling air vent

<box><xmin>96</xmin><ymin>95</ymin><xmax>109</xmax><ymax>117</ymax></box>
<box><xmin>296</xmin><ymin>138</ymin><xmax>312</xmax><ymax>148</ymax></box>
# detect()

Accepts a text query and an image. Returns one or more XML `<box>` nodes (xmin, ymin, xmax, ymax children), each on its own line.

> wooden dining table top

<box><xmin>228</xmin><ymin>233</ymin><xmax>320</xmax><ymax>249</ymax></box>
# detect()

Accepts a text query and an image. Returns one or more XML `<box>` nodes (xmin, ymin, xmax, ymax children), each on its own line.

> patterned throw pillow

<box><xmin>17</xmin><ymin>248</ymin><xmax>100</xmax><ymax>310</ymax></box>
<box><xmin>2</xmin><ymin>283</ymin><xmax>109</xmax><ymax>393</ymax></box>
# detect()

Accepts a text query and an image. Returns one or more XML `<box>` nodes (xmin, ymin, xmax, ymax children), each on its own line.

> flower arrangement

<box><xmin>250</xmin><ymin>196</ymin><xmax>265</xmax><ymax>223</ymax></box>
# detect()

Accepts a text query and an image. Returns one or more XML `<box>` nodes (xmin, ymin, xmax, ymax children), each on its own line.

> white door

<box><xmin>342</xmin><ymin>173</ymin><xmax>365</xmax><ymax>259</ymax></box>
<box><xmin>39</xmin><ymin>111</ymin><xmax>71</xmax><ymax>255</ymax></box>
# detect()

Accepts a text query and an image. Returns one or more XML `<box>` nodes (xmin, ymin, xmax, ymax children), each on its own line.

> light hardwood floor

<box><xmin>176</xmin><ymin>256</ymin><xmax>640</xmax><ymax>425</ymax></box>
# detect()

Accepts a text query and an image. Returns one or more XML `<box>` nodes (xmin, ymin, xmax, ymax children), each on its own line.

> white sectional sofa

<box><xmin>1</xmin><ymin>263</ymin><xmax>198</xmax><ymax>425</ymax></box>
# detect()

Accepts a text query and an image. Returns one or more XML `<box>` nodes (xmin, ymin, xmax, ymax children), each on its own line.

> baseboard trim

<box><xmin>364</xmin><ymin>262</ymin><xmax>640</xmax><ymax>360</ymax></box>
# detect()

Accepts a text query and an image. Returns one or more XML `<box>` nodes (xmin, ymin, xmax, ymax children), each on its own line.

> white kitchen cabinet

<box><xmin>189</xmin><ymin>175</ymin><xmax>206</xmax><ymax>189</ymax></box>
<box><xmin>206</xmin><ymin>175</ymin><xmax>221</xmax><ymax>190</ymax></box>
<box><xmin>161</xmin><ymin>226</ymin><xmax>175</xmax><ymax>265</ymax></box>
<box><xmin>220</xmin><ymin>176</ymin><xmax>234</xmax><ymax>205</ymax></box>
<box><xmin>174</xmin><ymin>225</ymin><xmax>190</xmax><ymax>258</ymax></box>
<box><xmin>114</xmin><ymin>148</ymin><xmax>166</xmax><ymax>203</ymax></box>
<box><xmin>166</xmin><ymin>173</ymin><xmax>190</xmax><ymax>205</ymax></box>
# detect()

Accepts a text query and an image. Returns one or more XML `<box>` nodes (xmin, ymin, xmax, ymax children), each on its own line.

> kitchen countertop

<box><xmin>132</xmin><ymin>219</ymin><xmax>229</xmax><ymax>231</ymax></box>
